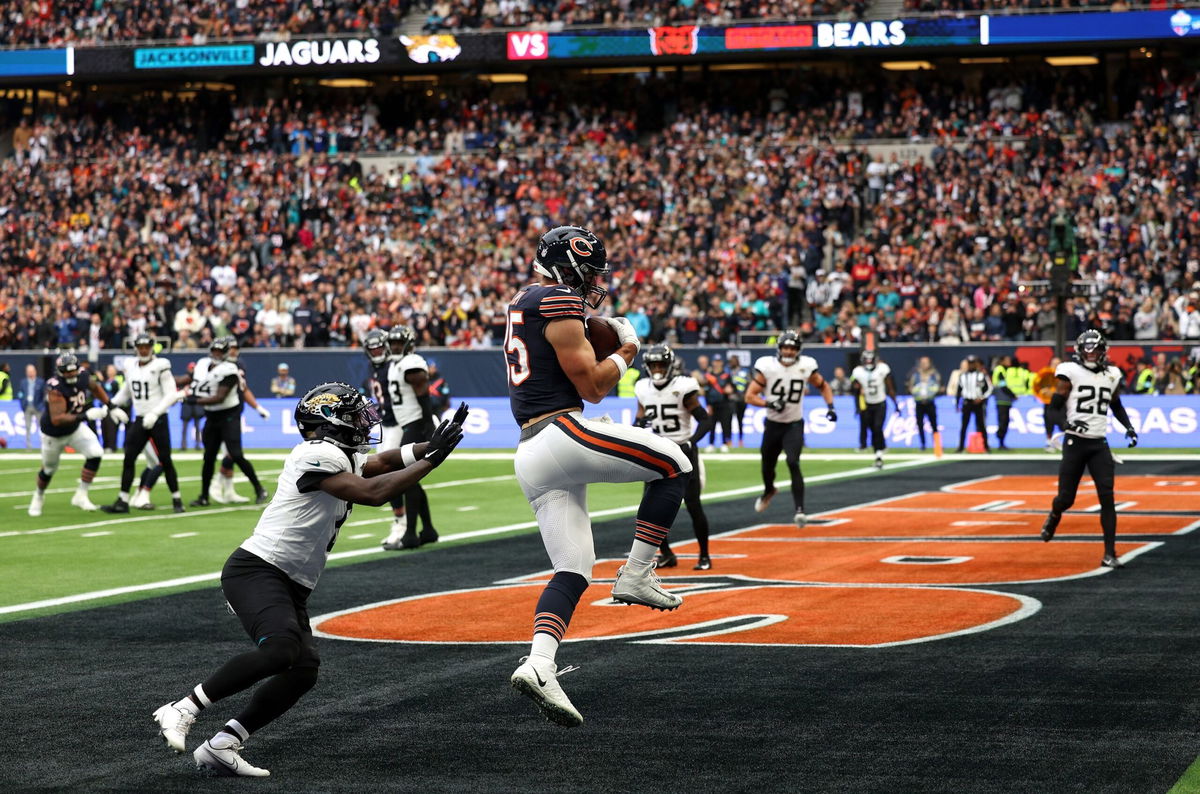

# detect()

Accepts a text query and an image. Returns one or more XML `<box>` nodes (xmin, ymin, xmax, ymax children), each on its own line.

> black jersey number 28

<box><xmin>1075</xmin><ymin>384</ymin><xmax>1112</xmax><ymax>415</ymax></box>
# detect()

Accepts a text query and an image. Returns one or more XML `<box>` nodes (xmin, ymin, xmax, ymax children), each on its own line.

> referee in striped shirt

<box><xmin>955</xmin><ymin>355</ymin><xmax>992</xmax><ymax>453</ymax></box>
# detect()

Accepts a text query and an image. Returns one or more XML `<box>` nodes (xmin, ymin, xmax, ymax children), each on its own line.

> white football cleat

<box><xmin>611</xmin><ymin>563</ymin><xmax>682</xmax><ymax>611</ymax></box>
<box><xmin>224</xmin><ymin>480</ymin><xmax>250</xmax><ymax>504</ymax></box>
<box><xmin>794</xmin><ymin>510</ymin><xmax>807</xmax><ymax>528</ymax></box>
<box><xmin>28</xmin><ymin>491</ymin><xmax>44</xmax><ymax>517</ymax></box>
<box><xmin>71</xmin><ymin>490</ymin><xmax>99</xmax><ymax>511</ymax></box>
<box><xmin>194</xmin><ymin>737</ymin><xmax>269</xmax><ymax>777</ymax></box>
<box><xmin>152</xmin><ymin>702</ymin><xmax>197</xmax><ymax>753</ymax></box>
<box><xmin>753</xmin><ymin>487</ymin><xmax>777</xmax><ymax>513</ymax></box>
<box><xmin>510</xmin><ymin>656</ymin><xmax>583</xmax><ymax>728</ymax></box>
<box><xmin>129</xmin><ymin>489</ymin><xmax>152</xmax><ymax>509</ymax></box>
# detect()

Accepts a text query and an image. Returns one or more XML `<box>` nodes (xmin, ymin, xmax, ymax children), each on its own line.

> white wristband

<box><xmin>399</xmin><ymin>443</ymin><xmax>419</xmax><ymax>468</ymax></box>
<box><xmin>606</xmin><ymin>353</ymin><xmax>628</xmax><ymax>377</ymax></box>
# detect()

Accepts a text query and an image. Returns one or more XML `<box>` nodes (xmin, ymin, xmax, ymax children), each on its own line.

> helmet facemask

<box><xmin>778</xmin><ymin>344</ymin><xmax>799</xmax><ymax>366</ymax></box>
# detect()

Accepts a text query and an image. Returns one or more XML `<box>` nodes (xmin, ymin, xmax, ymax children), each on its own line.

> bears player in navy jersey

<box><xmin>28</xmin><ymin>353</ymin><xmax>128</xmax><ymax>517</ymax></box>
<box><xmin>504</xmin><ymin>225</ymin><xmax>693</xmax><ymax>728</ymax></box>
<box><xmin>1039</xmin><ymin>330</ymin><xmax>1139</xmax><ymax>568</ymax></box>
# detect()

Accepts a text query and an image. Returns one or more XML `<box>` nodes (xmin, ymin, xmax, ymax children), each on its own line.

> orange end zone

<box><xmin>313</xmin><ymin>582</ymin><xmax>1034</xmax><ymax>647</ymax></box>
<box><xmin>588</xmin><ymin>539</ymin><xmax>1153</xmax><ymax>585</ymax></box>
<box><xmin>738</xmin><ymin>512</ymin><xmax>1199</xmax><ymax>538</ymax></box>
<box><xmin>871</xmin><ymin>490</ymin><xmax>1200</xmax><ymax>513</ymax></box>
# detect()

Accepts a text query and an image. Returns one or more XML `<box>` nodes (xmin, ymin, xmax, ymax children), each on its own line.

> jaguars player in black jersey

<box><xmin>1039</xmin><ymin>330</ymin><xmax>1139</xmax><ymax>568</ymax></box>
<box><xmin>28</xmin><ymin>353</ymin><xmax>128</xmax><ymax>517</ymax></box>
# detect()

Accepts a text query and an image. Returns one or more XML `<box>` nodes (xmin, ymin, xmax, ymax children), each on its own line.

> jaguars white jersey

<box><xmin>389</xmin><ymin>353</ymin><xmax>428</xmax><ymax>426</ymax></box>
<box><xmin>193</xmin><ymin>357</ymin><xmax>241</xmax><ymax>412</ymax></box>
<box><xmin>635</xmin><ymin>375</ymin><xmax>701</xmax><ymax>443</ymax></box>
<box><xmin>1057</xmin><ymin>361</ymin><xmax>1123</xmax><ymax>439</ymax></box>
<box><xmin>851</xmin><ymin>362</ymin><xmax>892</xmax><ymax>405</ymax></box>
<box><xmin>240</xmin><ymin>438</ymin><xmax>367</xmax><ymax>589</ymax></box>
<box><xmin>754</xmin><ymin>355</ymin><xmax>818</xmax><ymax>423</ymax></box>
<box><xmin>119</xmin><ymin>357</ymin><xmax>176</xmax><ymax>418</ymax></box>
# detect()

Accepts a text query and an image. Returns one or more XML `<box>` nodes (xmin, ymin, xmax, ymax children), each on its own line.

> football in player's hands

<box><xmin>585</xmin><ymin>317</ymin><xmax>622</xmax><ymax>360</ymax></box>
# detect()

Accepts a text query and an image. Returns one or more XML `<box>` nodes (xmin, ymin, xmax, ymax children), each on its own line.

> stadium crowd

<box><xmin>0</xmin><ymin>0</ymin><xmax>1156</xmax><ymax>45</ymax></box>
<box><xmin>1</xmin><ymin>67</ymin><xmax>1198</xmax><ymax>360</ymax></box>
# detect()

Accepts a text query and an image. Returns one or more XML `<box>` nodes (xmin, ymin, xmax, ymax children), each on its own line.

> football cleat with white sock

<box><xmin>194</xmin><ymin>737</ymin><xmax>270</xmax><ymax>777</ymax></box>
<box><xmin>611</xmin><ymin>562</ymin><xmax>683</xmax><ymax>611</ymax></box>
<box><xmin>28</xmin><ymin>491</ymin><xmax>44</xmax><ymax>517</ymax></box>
<box><xmin>510</xmin><ymin>656</ymin><xmax>583</xmax><ymax>728</ymax></box>
<box><xmin>71</xmin><ymin>490</ymin><xmax>99</xmax><ymax>511</ymax></box>
<box><xmin>152</xmin><ymin>702</ymin><xmax>197</xmax><ymax>753</ymax></box>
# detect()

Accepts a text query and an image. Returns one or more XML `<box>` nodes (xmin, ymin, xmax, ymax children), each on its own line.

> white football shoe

<box><xmin>129</xmin><ymin>488</ymin><xmax>153</xmax><ymax>509</ymax></box>
<box><xmin>794</xmin><ymin>510</ymin><xmax>807</xmax><ymax>528</ymax></box>
<box><xmin>753</xmin><ymin>487</ymin><xmax>777</xmax><ymax>513</ymax></box>
<box><xmin>223</xmin><ymin>478</ymin><xmax>250</xmax><ymax>503</ymax></box>
<box><xmin>611</xmin><ymin>563</ymin><xmax>682</xmax><ymax>611</ymax></box>
<box><xmin>71</xmin><ymin>490</ymin><xmax>99</xmax><ymax>511</ymax></box>
<box><xmin>194</xmin><ymin>737</ymin><xmax>269</xmax><ymax>777</ymax></box>
<box><xmin>510</xmin><ymin>656</ymin><xmax>583</xmax><ymax>728</ymax></box>
<box><xmin>28</xmin><ymin>491</ymin><xmax>44</xmax><ymax>517</ymax></box>
<box><xmin>152</xmin><ymin>702</ymin><xmax>197</xmax><ymax>753</ymax></box>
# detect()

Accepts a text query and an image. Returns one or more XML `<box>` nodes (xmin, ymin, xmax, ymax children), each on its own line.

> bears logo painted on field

<box><xmin>648</xmin><ymin>25</ymin><xmax>698</xmax><ymax>56</ymax></box>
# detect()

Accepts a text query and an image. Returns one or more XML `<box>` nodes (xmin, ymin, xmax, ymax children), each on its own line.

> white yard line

<box><xmin>0</xmin><ymin>469</ymin><xmax>284</xmax><ymax>500</ymax></box>
<box><xmin>0</xmin><ymin>458</ymin><xmax>940</xmax><ymax>615</ymax></box>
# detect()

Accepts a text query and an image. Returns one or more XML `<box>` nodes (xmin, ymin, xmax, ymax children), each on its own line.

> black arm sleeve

<box><xmin>689</xmin><ymin>404</ymin><xmax>713</xmax><ymax>445</ymax></box>
<box><xmin>297</xmin><ymin>471</ymin><xmax>337</xmax><ymax>494</ymax></box>
<box><xmin>1109</xmin><ymin>392</ymin><xmax>1133</xmax><ymax>431</ymax></box>
<box><xmin>1049</xmin><ymin>392</ymin><xmax>1066</xmax><ymax>412</ymax></box>
<box><xmin>416</xmin><ymin>393</ymin><xmax>433</xmax><ymax>422</ymax></box>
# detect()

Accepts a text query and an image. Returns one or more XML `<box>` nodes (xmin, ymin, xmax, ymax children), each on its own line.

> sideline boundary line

<box><xmin>0</xmin><ymin>459</ymin><xmax>940</xmax><ymax>616</ymax></box>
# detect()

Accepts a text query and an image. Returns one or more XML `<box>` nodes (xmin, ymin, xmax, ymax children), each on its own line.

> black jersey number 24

<box><xmin>1076</xmin><ymin>384</ymin><xmax>1112</xmax><ymax>414</ymax></box>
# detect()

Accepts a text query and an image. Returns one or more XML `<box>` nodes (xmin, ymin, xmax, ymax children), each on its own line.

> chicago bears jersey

<box><xmin>370</xmin><ymin>361</ymin><xmax>397</xmax><ymax>427</ymax></box>
<box><xmin>41</xmin><ymin>371</ymin><xmax>93</xmax><ymax>437</ymax></box>
<box><xmin>851</xmin><ymin>363</ymin><xmax>891</xmax><ymax>405</ymax></box>
<box><xmin>635</xmin><ymin>375</ymin><xmax>701</xmax><ymax>443</ymax></box>
<box><xmin>390</xmin><ymin>353</ymin><xmax>428</xmax><ymax>426</ymax></box>
<box><xmin>193</xmin><ymin>358</ymin><xmax>241</xmax><ymax>412</ymax></box>
<box><xmin>1057</xmin><ymin>361</ymin><xmax>1123</xmax><ymax>438</ymax></box>
<box><xmin>240</xmin><ymin>438</ymin><xmax>366</xmax><ymax>589</ymax></box>
<box><xmin>754</xmin><ymin>355</ymin><xmax>819</xmax><ymax>423</ymax></box>
<box><xmin>119</xmin><ymin>357</ymin><xmax>175</xmax><ymax>418</ymax></box>
<box><xmin>505</xmin><ymin>284</ymin><xmax>587</xmax><ymax>424</ymax></box>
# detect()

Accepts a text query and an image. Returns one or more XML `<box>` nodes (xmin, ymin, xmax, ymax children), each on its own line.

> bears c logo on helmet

<box><xmin>569</xmin><ymin>237</ymin><xmax>593</xmax><ymax>257</ymax></box>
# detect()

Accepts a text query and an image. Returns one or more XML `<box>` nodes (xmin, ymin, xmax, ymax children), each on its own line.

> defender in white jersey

<box><xmin>189</xmin><ymin>337</ymin><xmax>267</xmax><ymax>507</ymax></box>
<box><xmin>151</xmin><ymin>384</ymin><xmax>469</xmax><ymax>778</ymax></box>
<box><xmin>100</xmin><ymin>335</ymin><xmax>186</xmax><ymax>514</ymax></box>
<box><xmin>381</xmin><ymin>325</ymin><xmax>441</xmax><ymax>550</ymax></box>
<box><xmin>849</xmin><ymin>349</ymin><xmax>898</xmax><ymax>469</ymax></box>
<box><xmin>745</xmin><ymin>330</ymin><xmax>836</xmax><ymax>526</ymax></box>
<box><xmin>1039</xmin><ymin>330</ymin><xmax>1138</xmax><ymax>569</ymax></box>
<box><xmin>635</xmin><ymin>345</ymin><xmax>714</xmax><ymax>569</ymax></box>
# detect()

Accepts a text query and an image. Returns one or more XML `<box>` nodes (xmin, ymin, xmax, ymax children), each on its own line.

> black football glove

<box><xmin>766</xmin><ymin>398</ymin><xmax>786</xmax><ymax>412</ymax></box>
<box><xmin>1125</xmin><ymin>428</ymin><xmax>1138</xmax><ymax>448</ymax></box>
<box><xmin>825</xmin><ymin>407</ymin><xmax>837</xmax><ymax>422</ymax></box>
<box><xmin>424</xmin><ymin>402</ymin><xmax>469</xmax><ymax>467</ymax></box>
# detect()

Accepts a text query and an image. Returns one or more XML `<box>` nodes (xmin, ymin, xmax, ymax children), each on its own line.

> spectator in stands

<box><xmin>270</xmin><ymin>364</ymin><xmax>296</xmax><ymax>398</ymax></box>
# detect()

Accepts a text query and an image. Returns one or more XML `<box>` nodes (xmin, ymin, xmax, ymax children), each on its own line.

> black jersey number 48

<box><xmin>769</xmin><ymin>380</ymin><xmax>804</xmax><ymax>404</ymax></box>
